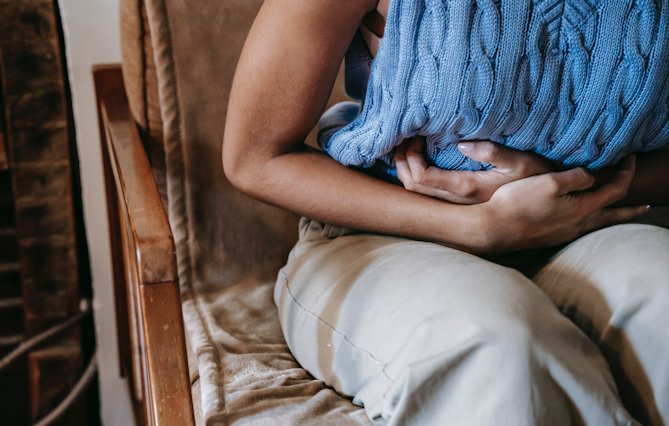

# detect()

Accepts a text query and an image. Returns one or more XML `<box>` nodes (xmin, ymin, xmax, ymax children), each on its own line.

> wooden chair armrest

<box><xmin>96</xmin><ymin>73</ymin><xmax>175</xmax><ymax>285</ymax></box>
<box><xmin>94</xmin><ymin>65</ymin><xmax>194</xmax><ymax>426</ymax></box>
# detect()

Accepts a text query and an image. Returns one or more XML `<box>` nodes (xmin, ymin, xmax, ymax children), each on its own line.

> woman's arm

<box><xmin>223</xmin><ymin>0</ymin><xmax>646</xmax><ymax>254</ymax></box>
<box><xmin>609</xmin><ymin>149</ymin><xmax>669</xmax><ymax>206</ymax></box>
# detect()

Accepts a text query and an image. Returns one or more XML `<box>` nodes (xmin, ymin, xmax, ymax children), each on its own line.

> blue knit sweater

<box><xmin>319</xmin><ymin>0</ymin><xmax>669</xmax><ymax>176</ymax></box>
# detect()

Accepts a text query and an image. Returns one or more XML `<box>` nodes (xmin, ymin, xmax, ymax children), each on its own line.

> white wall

<box><xmin>56</xmin><ymin>1</ymin><xmax>135</xmax><ymax>425</ymax></box>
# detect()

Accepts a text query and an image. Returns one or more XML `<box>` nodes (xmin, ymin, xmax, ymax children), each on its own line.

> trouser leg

<box><xmin>275</xmin><ymin>219</ymin><xmax>636</xmax><ymax>425</ymax></box>
<box><xmin>534</xmin><ymin>224</ymin><xmax>669</xmax><ymax>425</ymax></box>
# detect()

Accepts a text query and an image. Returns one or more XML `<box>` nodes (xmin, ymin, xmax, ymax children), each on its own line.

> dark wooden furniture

<box><xmin>0</xmin><ymin>127</ymin><xmax>7</xmax><ymax>171</ymax></box>
<box><xmin>94</xmin><ymin>65</ymin><xmax>194</xmax><ymax>426</ymax></box>
<box><xmin>0</xmin><ymin>1</ymin><xmax>92</xmax><ymax>422</ymax></box>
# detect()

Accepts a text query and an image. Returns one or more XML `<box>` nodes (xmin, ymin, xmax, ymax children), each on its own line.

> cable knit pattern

<box><xmin>319</xmin><ymin>0</ymin><xmax>669</xmax><ymax>175</ymax></box>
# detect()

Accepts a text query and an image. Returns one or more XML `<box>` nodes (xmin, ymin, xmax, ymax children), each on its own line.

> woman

<box><xmin>223</xmin><ymin>0</ymin><xmax>669</xmax><ymax>424</ymax></box>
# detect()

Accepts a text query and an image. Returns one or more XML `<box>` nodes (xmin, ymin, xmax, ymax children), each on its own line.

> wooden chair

<box><xmin>95</xmin><ymin>1</ymin><xmax>364</xmax><ymax>424</ymax></box>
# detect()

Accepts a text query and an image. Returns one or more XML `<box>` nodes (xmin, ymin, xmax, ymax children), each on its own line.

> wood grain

<box><xmin>0</xmin><ymin>0</ymin><xmax>79</xmax><ymax>337</ymax></box>
<box><xmin>0</xmin><ymin>1</ymin><xmax>83</xmax><ymax>421</ymax></box>
<box><xmin>94</xmin><ymin>65</ymin><xmax>195</xmax><ymax>426</ymax></box>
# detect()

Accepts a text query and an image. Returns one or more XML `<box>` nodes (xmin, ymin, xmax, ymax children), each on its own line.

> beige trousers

<box><xmin>275</xmin><ymin>219</ymin><xmax>669</xmax><ymax>425</ymax></box>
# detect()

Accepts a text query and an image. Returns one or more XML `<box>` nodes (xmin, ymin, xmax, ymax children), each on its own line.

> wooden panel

<box><xmin>0</xmin><ymin>0</ymin><xmax>79</xmax><ymax>337</ymax></box>
<box><xmin>0</xmin><ymin>130</ymin><xmax>7</xmax><ymax>171</ymax></box>
<box><xmin>0</xmin><ymin>357</ymin><xmax>30</xmax><ymax>424</ymax></box>
<box><xmin>0</xmin><ymin>227</ymin><xmax>18</xmax><ymax>261</ymax></box>
<box><xmin>0</xmin><ymin>173</ymin><xmax>15</xmax><ymax>228</ymax></box>
<box><xmin>0</xmin><ymin>63</ymin><xmax>6</xmax><ymax>170</ymax></box>
<box><xmin>0</xmin><ymin>262</ymin><xmax>21</xmax><ymax>300</ymax></box>
<box><xmin>94</xmin><ymin>65</ymin><xmax>194</xmax><ymax>426</ymax></box>
<box><xmin>95</xmin><ymin>65</ymin><xmax>133</xmax><ymax>383</ymax></box>
<box><xmin>20</xmin><ymin>236</ymin><xmax>79</xmax><ymax>335</ymax></box>
<box><xmin>0</xmin><ymin>66</ymin><xmax>6</xmax><ymax>170</ymax></box>
<box><xmin>28</xmin><ymin>347</ymin><xmax>84</xmax><ymax>425</ymax></box>
<box><xmin>140</xmin><ymin>283</ymin><xmax>193</xmax><ymax>426</ymax></box>
<box><xmin>0</xmin><ymin>2</ymin><xmax>86</xmax><ymax>422</ymax></box>
<box><xmin>102</xmin><ymin>101</ymin><xmax>177</xmax><ymax>285</ymax></box>
<box><xmin>94</xmin><ymin>66</ymin><xmax>175</xmax><ymax>286</ymax></box>
<box><xmin>119</xmin><ymin>187</ymin><xmax>147</xmax><ymax>405</ymax></box>
<box><xmin>0</xmin><ymin>297</ymin><xmax>23</xmax><ymax>336</ymax></box>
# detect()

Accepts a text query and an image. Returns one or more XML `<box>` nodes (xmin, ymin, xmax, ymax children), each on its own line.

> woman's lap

<box><xmin>533</xmin><ymin>224</ymin><xmax>669</xmax><ymax>425</ymax></box>
<box><xmin>275</xmin><ymin>218</ymin><xmax>668</xmax><ymax>425</ymax></box>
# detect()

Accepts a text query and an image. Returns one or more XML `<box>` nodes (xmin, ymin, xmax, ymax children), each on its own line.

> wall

<box><xmin>56</xmin><ymin>1</ymin><xmax>135</xmax><ymax>425</ymax></box>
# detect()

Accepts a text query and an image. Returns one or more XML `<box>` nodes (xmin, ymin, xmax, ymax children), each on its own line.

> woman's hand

<box><xmin>394</xmin><ymin>137</ymin><xmax>554</xmax><ymax>204</ymax></box>
<box><xmin>478</xmin><ymin>155</ymin><xmax>649</xmax><ymax>252</ymax></box>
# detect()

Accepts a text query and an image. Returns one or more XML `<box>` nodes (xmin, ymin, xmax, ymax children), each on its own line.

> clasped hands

<box><xmin>394</xmin><ymin>136</ymin><xmax>555</xmax><ymax>205</ymax></box>
<box><xmin>394</xmin><ymin>137</ymin><xmax>648</xmax><ymax>250</ymax></box>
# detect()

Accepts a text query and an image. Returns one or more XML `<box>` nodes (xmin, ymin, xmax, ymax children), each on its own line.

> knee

<box><xmin>429</xmin><ymin>283</ymin><xmax>561</xmax><ymax>364</ymax></box>
<box><xmin>537</xmin><ymin>224</ymin><xmax>669</xmax><ymax>327</ymax></box>
<box><xmin>574</xmin><ymin>225</ymin><xmax>668</xmax><ymax>281</ymax></box>
<box><xmin>378</xmin><ymin>300</ymin><xmax>576</xmax><ymax>423</ymax></box>
<box><xmin>459</xmin><ymin>270</ymin><xmax>565</xmax><ymax>354</ymax></box>
<box><xmin>544</xmin><ymin>225</ymin><xmax>668</xmax><ymax>290</ymax></box>
<box><xmin>466</xmin><ymin>305</ymin><xmax>550</xmax><ymax>364</ymax></box>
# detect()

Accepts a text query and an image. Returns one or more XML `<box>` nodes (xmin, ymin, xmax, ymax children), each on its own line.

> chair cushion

<box><xmin>125</xmin><ymin>0</ymin><xmax>362</xmax><ymax>423</ymax></box>
<box><xmin>186</xmin><ymin>280</ymin><xmax>370</xmax><ymax>425</ymax></box>
<box><xmin>120</xmin><ymin>0</ymin><xmax>166</xmax><ymax>199</ymax></box>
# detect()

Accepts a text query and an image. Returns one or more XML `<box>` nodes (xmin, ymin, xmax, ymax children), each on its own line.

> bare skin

<box><xmin>223</xmin><ymin>0</ymin><xmax>661</xmax><ymax>255</ymax></box>
<box><xmin>395</xmin><ymin>136</ymin><xmax>669</xmax><ymax>206</ymax></box>
<box><xmin>395</xmin><ymin>137</ymin><xmax>555</xmax><ymax>204</ymax></box>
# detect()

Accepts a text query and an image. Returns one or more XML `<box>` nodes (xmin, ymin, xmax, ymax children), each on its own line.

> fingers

<box><xmin>394</xmin><ymin>138</ymin><xmax>508</xmax><ymax>202</ymax></box>
<box><xmin>405</xmin><ymin>138</ymin><xmax>428</xmax><ymax>183</ymax></box>
<box><xmin>420</xmin><ymin>168</ymin><xmax>474</xmax><ymax>193</ymax></box>
<box><xmin>394</xmin><ymin>140</ymin><xmax>491</xmax><ymax>203</ymax></box>
<box><xmin>458</xmin><ymin>141</ymin><xmax>505</xmax><ymax>166</ymax></box>
<box><xmin>402</xmin><ymin>139</ymin><xmax>554</xmax><ymax>183</ymax></box>
<box><xmin>395</xmin><ymin>139</ymin><xmax>446</xmax><ymax>194</ymax></box>
<box><xmin>548</xmin><ymin>167</ymin><xmax>596</xmax><ymax>195</ymax></box>
<box><xmin>396</xmin><ymin>137</ymin><xmax>459</xmax><ymax>191</ymax></box>
<box><xmin>394</xmin><ymin>143</ymin><xmax>414</xmax><ymax>188</ymax></box>
<box><xmin>457</xmin><ymin>141</ymin><xmax>551</xmax><ymax>175</ymax></box>
<box><xmin>582</xmin><ymin>204</ymin><xmax>650</xmax><ymax>232</ymax></box>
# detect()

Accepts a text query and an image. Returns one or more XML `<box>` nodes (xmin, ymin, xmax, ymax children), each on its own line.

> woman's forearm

<box><xmin>594</xmin><ymin>149</ymin><xmax>669</xmax><ymax>206</ymax></box>
<box><xmin>625</xmin><ymin>149</ymin><xmax>669</xmax><ymax>206</ymax></box>
<box><xmin>226</xmin><ymin>147</ymin><xmax>489</xmax><ymax>252</ymax></box>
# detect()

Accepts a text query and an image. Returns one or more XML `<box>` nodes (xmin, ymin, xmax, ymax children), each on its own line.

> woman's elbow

<box><xmin>222</xmin><ymin>134</ymin><xmax>256</xmax><ymax>194</ymax></box>
<box><xmin>223</xmin><ymin>128</ymin><xmax>302</xmax><ymax>198</ymax></box>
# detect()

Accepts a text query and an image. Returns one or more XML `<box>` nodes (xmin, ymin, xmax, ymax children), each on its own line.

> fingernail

<box><xmin>458</xmin><ymin>142</ymin><xmax>474</xmax><ymax>152</ymax></box>
<box><xmin>645</xmin><ymin>205</ymin><xmax>652</xmax><ymax>210</ymax></box>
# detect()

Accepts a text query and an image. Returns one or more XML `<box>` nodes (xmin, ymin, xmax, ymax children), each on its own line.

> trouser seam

<box><xmin>278</xmin><ymin>270</ymin><xmax>394</xmax><ymax>383</ymax></box>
